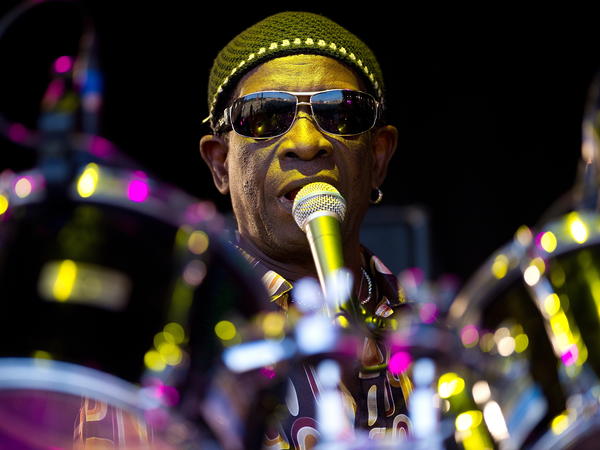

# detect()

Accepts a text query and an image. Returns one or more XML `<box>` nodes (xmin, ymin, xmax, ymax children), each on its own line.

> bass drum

<box><xmin>0</xmin><ymin>161</ymin><xmax>273</xmax><ymax>448</ymax></box>
<box><xmin>448</xmin><ymin>213</ymin><xmax>600</xmax><ymax>449</ymax></box>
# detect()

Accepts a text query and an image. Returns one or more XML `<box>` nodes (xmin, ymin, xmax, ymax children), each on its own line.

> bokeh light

<box><xmin>144</xmin><ymin>350</ymin><xmax>166</xmax><ymax>372</ymax></box>
<box><xmin>491</xmin><ymin>254</ymin><xmax>509</xmax><ymax>279</ymax></box>
<box><xmin>551</xmin><ymin>412</ymin><xmax>570</xmax><ymax>435</ymax></box>
<box><xmin>52</xmin><ymin>259</ymin><xmax>77</xmax><ymax>301</ymax></box>
<box><xmin>7</xmin><ymin>123</ymin><xmax>28</xmax><ymax>143</ymax></box>
<box><xmin>0</xmin><ymin>195</ymin><xmax>9</xmax><ymax>215</ymax></box>
<box><xmin>455</xmin><ymin>410</ymin><xmax>483</xmax><ymax>431</ymax></box>
<box><xmin>14</xmin><ymin>177</ymin><xmax>32</xmax><ymax>198</ymax></box>
<box><xmin>438</xmin><ymin>372</ymin><xmax>465</xmax><ymax>399</ymax></box>
<box><xmin>419</xmin><ymin>302</ymin><xmax>438</xmax><ymax>324</ymax></box>
<box><xmin>164</xmin><ymin>322</ymin><xmax>185</xmax><ymax>344</ymax></box>
<box><xmin>514</xmin><ymin>334</ymin><xmax>529</xmax><ymax>353</ymax></box>
<box><xmin>77</xmin><ymin>164</ymin><xmax>99</xmax><ymax>198</ymax></box>
<box><xmin>460</xmin><ymin>325</ymin><xmax>479</xmax><ymax>348</ymax></box>
<box><xmin>53</xmin><ymin>55</ymin><xmax>73</xmax><ymax>73</ymax></box>
<box><xmin>388</xmin><ymin>351</ymin><xmax>412</xmax><ymax>375</ymax></box>
<box><xmin>214</xmin><ymin>320</ymin><xmax>237</xmax><ymax>341</ymax></box>
<box><xmin>567</xmin><ymin>213</ymin><xmax>588</xmax><ymax>244</ymax></box>
<box><xmin>472</xmin><ymin>380</ymin><xmax>491</xmax><ymax>404</ymax></box>
<box><xmin>540</xmin><ymin>231</ymin><xmax>558</xmax><ymax>253</ymax></box>
<box><xmin>187</xmin><ymin>231</ymin><xmax>209</xmax><ymax>255</ymax></box>
<box><xmin>262</xmin><ymin>312</ymin><xmax>286</xmax><ymax>338</ymax></box>
<box><xmin>182</xmin><ymin>260</ymin><xmax>206</xmax><ymax>286</ymax></box>
<box><xmin>127</xmin><ymin>179</ymin><xmax>149</xmax><ymax>203</ymax></box>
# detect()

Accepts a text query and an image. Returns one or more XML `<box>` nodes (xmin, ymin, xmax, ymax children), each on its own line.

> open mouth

<box><xmin>284</xmin><ymin>187</ymin><xmax>302</xmax><ymax>202</ymax></box>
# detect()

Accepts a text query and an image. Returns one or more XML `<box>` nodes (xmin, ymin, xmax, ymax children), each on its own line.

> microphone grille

<box><xmin>292</xmin><ymin>182</ymin><xmax>346</xmax><ymax>229</ymax></box>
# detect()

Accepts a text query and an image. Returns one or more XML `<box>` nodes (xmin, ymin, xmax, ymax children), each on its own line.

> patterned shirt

<box><xmin>238</xmin><ymin>245</ymin><xmax>413</xmax><ymax>449</ymax></box>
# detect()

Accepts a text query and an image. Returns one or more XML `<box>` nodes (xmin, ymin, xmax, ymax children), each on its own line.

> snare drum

<box><xmin>0</xmin><ymin>159</ymin><xmax>271</xmax><ymax>448</ymax></box>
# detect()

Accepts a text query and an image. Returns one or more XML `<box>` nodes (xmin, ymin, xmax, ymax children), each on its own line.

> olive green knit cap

<box><xmin>206</xmin><ymin>11</ymin><xmax>385</xmax><ymax>130</ymax></box>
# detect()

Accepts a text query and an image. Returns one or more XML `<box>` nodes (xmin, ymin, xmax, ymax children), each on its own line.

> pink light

<box><xmin>419</xmin><ymin>302</ymin><xmax>438</xmax><ymax>324</ymax></box>
<box><xmin>185</xmin><ymin>201</ymin><xmax>217</xmax><ymax>224</ymax></box>
<box><xmin>144</xmin><ymin>408</ymin><xmax>169</xmax><ymax>430</ymax></box>
<box><xmin>260</xmin><ymin>367</ymin><xmax>276</xmax><ymax>379</ymax></box>
<box><xmin>460</xmin><ymin>324</ymin><xmax>479</xmax><ymax>347</ymax></box>
<box><xmin>389</xmin><ymin>351</ymin><xmax>412</xmax><ymax>375</ymax></box>
<box><xmin>53</xmin><ymin>56</ymin><xmax>73</xmax><ymax>74</ymax></box>
<box><xmin>561</xmin><ymin>345</ymin><xmax>578</xmax><ymax>366</ymax></box>
<box><xmin>127</xmin><ymin>179</ymin><xmax>149</xmax><ymax>202</ymax></box>
<box><xmin>156</xmin><ymin>384</ymin><xmax>180</xmax><ymax>406</ymax></box>
<box><xmin>7</xmin><ymin>123</ymin><xmax>28</xmax><ymax>143</ymax></box>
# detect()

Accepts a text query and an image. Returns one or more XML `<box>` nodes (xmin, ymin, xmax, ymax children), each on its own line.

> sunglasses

<box><xmin>215</xmin><ymin>89</ymin><xmax>381</xmax><ymax>139</ymax></box>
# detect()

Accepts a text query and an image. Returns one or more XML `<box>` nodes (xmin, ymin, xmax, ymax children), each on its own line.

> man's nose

<box><xmin>276</xmin><ymin>111</ymin><xmax>334</xmax><ymax>160</ymax></box>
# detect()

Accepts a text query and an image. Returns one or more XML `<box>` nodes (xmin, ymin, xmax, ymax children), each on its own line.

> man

<box><xmin>200</xmin><ymin>11</ymin><xmax>411</xmax><ymax>447</ymax></box>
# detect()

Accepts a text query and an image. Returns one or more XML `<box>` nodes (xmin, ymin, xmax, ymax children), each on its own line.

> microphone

<box><xmin>292</xmin><ymin>182</ymin><xmax>349</xmax><ymax>312</ymax></box>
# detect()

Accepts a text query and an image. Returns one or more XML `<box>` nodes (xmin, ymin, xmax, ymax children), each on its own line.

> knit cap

<box><xmin>206</xmin><ymin>11</ymin><xmax>384</xmax><ymax>131</ymax></box>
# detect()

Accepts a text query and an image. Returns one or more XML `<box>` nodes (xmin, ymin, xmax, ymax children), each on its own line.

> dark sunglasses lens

<box><xmin>312</xmin><ymin>90</ymin><xmax>377</xmax><ymax>135</ymax></box>
<box><xmin>229</xmin><ymin>92</ymin><xmax>296</xmax><ymax>138</ymax></box>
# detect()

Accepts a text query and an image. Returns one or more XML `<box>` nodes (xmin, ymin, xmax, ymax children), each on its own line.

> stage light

<box><xmin>472</xmin><ymin>381</ymin><xmax>491</xmax><ymax>405</ymax></box>
<box><xmin>262</xmin><ymin>312</ymin><xmax>286</xmax><ymax>339</ymax></box>
<box><xmin>544</xmin><ymin>293</ymin><xmax>561</xmax><ymax>316</ymax></box>
<box><xmin>144</xmin><ymin>350</ymin><xmax>166</xmax><ymax>372</ymax></box>
<box><xmin>53</xmin><ymin>55</ymin><xmax>73</xmax><ymax>74</ymax></box>
<box><xmin>497</xmin><ymin>336</ymin><xmax>515</xmax><ymax>357</ymax></box>
<box><xmin>483</xmin><ymin>401</ymin><xmax>509</xmax><ymax>440</ymax></box>
<box><xmin>164</xmin><ymin>322</ymin><xmax>185</xmax><ymax>344</ymax></box>
<box><xmin>455</xmin><ymin>410</ymin><xmax>482</xmax><ymax>432</ymax></box>
<box><xmin>460</xmin><ymin>325</ymin><xmax>479</xmax><ymax>348</ymax></box>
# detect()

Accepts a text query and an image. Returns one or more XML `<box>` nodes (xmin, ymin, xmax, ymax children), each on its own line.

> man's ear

<box><xmin>199</xmin><ymin>134</ymin><xmax>230</xmax><ymax>195</ymax></box>
<box><xmin>371</xmin><ymin>125</ymin><xmax>398</xmax><ymax>188</ymax></box>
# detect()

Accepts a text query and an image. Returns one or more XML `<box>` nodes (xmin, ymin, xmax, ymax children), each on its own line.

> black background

<box><xmin>1</xmin><ymin>2</ymin><xmax>598</xmax><ymax>284</ymax></box>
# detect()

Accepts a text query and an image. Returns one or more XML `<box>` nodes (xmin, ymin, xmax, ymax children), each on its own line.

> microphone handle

<box><xmin>304</xmin><ymin>212</ymin><xmax>344</xmax><ymax>312</ymax></box>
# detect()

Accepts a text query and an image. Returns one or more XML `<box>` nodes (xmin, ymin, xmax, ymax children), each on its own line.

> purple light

<box><xmin>144</xmin><ymin>408</ymin><xmax>169</xmax><ymax>429</ymax></box>
<box><xmin>156</xmin><ymin>384</ymin><xmax>180</xmax><ymax>406</ymax></box>
<box><xmin>535</xmin><ymin>232</ymin><xmax>545</xmax><ymax>249</ymax></box>
<box><xmin>7</xmin><ymin>123</ymin><xmax>28</xmax><ymax>143</ymax></box>
<box><xmin>53</xmin><ymin>56</ymin><xmax>73</xmax><ymax>74</ymax></box>
<box><xmin>561</xmin><ymin>345</ymin><xmax>578</xmax><ymax>366</ymax></box>
<box><xmin>460</xmin><ymin>324</ymin><xmax>479</xmax><ymax>347</ymax></box>
<box><xmin>419</xmin><ymin>302</ymin><xmax>438</xmax><ymax>324</ymax></box>
<box><xmin>127</xmin><ymin>179</ymin><xmax>149</xmax><ymax>203</ymax></box>
<box><xmin>389</xmin><ymin>351</ymin><xmax>412</xmax><ymax>375</ymax></box>
<box><xmin>89</xmin><ymin>135</ymin><xmax>114</xmax><ymax>158</ymax></box>
<box><xmin>260</xmin><ymin>367</ymin><xmax>277</xmax><ymax>379</ymax></box>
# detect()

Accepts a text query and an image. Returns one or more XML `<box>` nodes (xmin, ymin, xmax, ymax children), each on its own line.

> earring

<box><xmin>370</xmin><ymin>187</ymin><xmax>383</xmax><ymax>204</ymax></box>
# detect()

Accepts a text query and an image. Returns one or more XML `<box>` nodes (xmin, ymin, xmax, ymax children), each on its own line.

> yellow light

<box><xmin>164</xmin><ymin>322</ymin><xmax>185</xmax><ymax>344</ymax></box>
<box><xmin>158</xmin><ymin>342</ymin><xmax>182</xmax><ymax>365</ymax></box>
<box><xmin>540</xmin><ymin>231</ymin><xmax>558</xmax><ymax>253</ymax></box>
<box><xmin>455</xmin><ymin>410</ymin><xmax>483</xmax><ymax>432</ymax></box>
<box><xmin>524</xmin><ymin>265</ymin><xmax>541</xmax><ymax>286</ymax></box>
<box><xmin>262</xmin><ymin>312</ymin><xmax>286</xmax><ymax>338</ymax></box>
<box><xmin>480</xmin><ymin>333</ymin><xmax>495</xmax><ymax>352</ymax></box>
<box><xmin>214</xmin><ymin>320</ymin><xmax>237</xmax><ymax>341</ymax></box>
<box><xmin>514</xmin><ymin>334</ymin><xmax>529</xmax><ymax>353</ymax></box>
<box><xmin>551</xmin><ymin>413</ymin><xmax>569</xmax><ymax>435</ymax></box>
<box><xmin>52</xmin><ymin>259</ymin><xmax>78</xmax><ymax>301</ymax></box>
<box><xmin>336</xmin><ymin>315</ymin><xmax>350</xmax><ymax>328</ymax></box>
<box><xmin>438</xmin><ymin>372</ymin><xmax>465</xmax><ymax>399</ymax></box>
<box><xmin>491</xmin><ymin>254</ymin><xmax>509</xmax><ymax>279</ymax></box>
<box><xmin>544</xmin><ymin>293</ymin><xmax>561</xmax><ymax>316</ymax></box>
<box><xmin>187</xmin><ymin>231</ymin><xmax>209</xmax><ymax>255</ymax></box>
<box><xmin>567</xmin><ymin>213</ymin><xmax>588</xmax><ymax>244</ymax></box>
<box><xmin>144</xmin><ymin>350</ymin><xmax>166</xmax><ymax>372</ymax></box>
<box><xmin>77</xmin><ymin>163</ymin><xmax>99</xmax><ymax>198</ymax></box>
<box><xmin>550</xmin><ymin>266</ymin><xmax>566</xmax><ymax>287</ymax></box>
<box><xmin>497</xmin><ymin>336</ymin><xmax>516</xmax><ymax>357</ymax></box>
<box><xmin>515</xmin><ymin>225</ymin><xmax>533</xmax><ymax>246</ymax></box>
<box><xmin>0</xmin><ymin>195</ymin><xmax>9</xmax><ymax>215</ymax></box>
<box><xmin>32</xmin><ymin>350</ymin><xmax>52</xmax><ymax>360</ymax></box>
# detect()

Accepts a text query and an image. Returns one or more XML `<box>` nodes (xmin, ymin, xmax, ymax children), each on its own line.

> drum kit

<box><xmin>2</xmin><ymin>2</ymin><xmax>600</xmax><ymax>449</ymax></box>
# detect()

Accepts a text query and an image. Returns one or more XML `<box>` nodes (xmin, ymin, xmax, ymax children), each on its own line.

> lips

<box><xmin>277</xmin><ymin>177</ymin><xmax>340</xmax><ymax>211</ymax></box>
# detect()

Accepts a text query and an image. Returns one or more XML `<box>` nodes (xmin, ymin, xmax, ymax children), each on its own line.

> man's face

<box><xmin>202</xmin><ymin>55</ymin><xmax>394</xmax><ymax>265</ymax></box>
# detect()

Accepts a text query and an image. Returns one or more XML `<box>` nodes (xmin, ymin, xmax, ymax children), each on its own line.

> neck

<box><xmin>237</xmin><ymin>232</ymin><xmax>364</xmax><ymax>289</ymax></box>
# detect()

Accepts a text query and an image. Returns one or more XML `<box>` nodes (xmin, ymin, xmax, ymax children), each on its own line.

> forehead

<box><xmin>234</xmin><ymin>54</ymin><xmax>365</xmax><ymax>97</ymax></box>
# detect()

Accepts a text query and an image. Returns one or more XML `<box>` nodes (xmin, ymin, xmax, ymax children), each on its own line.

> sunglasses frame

<box><xmin>215</xmin><ymin>89</ymin><xmax>381</xmax><ymax>139</ymax></box>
